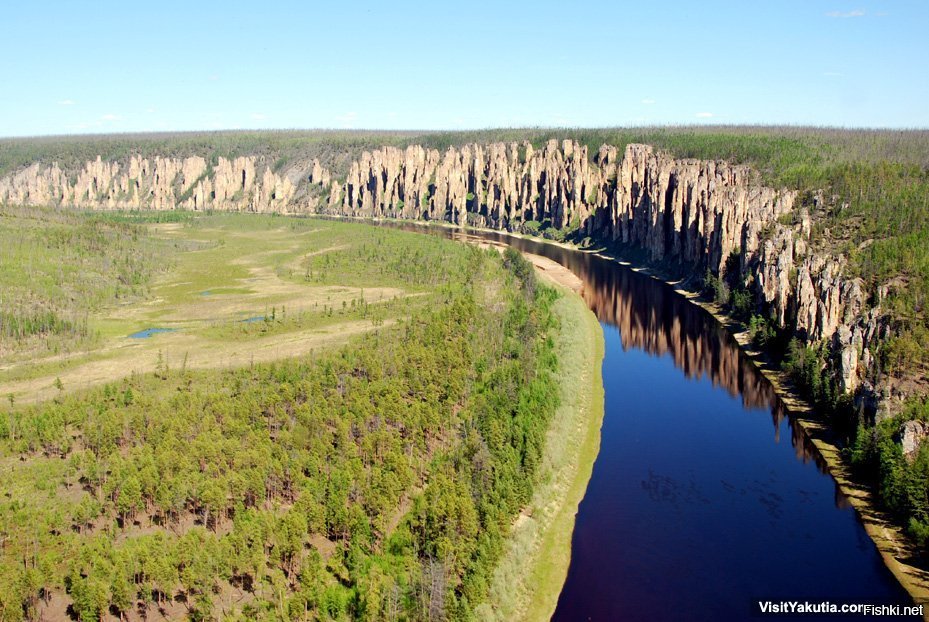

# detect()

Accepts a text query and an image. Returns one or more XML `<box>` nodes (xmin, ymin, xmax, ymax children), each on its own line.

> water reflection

<box><xmin>452</xmin><ymin>230</ymin><xmax>828</xmax><ymax>475</ymax></box>
<box><xmin>381</xmin><ymin>222</ymin><xmax>907</xmax><ymax>618</ymax></box>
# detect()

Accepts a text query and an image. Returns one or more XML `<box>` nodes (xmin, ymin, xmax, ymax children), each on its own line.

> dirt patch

<box><xmin>308</xmin><ymin>533</ymin><xmax>338</xmax><ymax>560</ymax></box>
<box><xmin>284</xmin><ymin>243</ymin><xmax>350</xmax><ymax>272</ymax></box>
<box><xmin>149</xmin><ymin>222</ymin><xmax>184</xmax><ymax>233</ymax></box>
<box><xmin>524</xmin><ymin>253</ymin><xmax>584</xmax><ymax>293</ymax></box>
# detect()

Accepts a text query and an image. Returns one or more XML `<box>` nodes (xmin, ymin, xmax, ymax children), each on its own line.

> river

<box><xmin>392</xmin><ymin>223</ymin><xmax>912</xmax><ymax>620</ymax></box>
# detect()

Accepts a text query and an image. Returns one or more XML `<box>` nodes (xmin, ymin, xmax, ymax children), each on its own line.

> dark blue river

<box><xmin>394</xmin><ymin>223</ymin><xmax>913</xmax><ymax>620</ymax></box>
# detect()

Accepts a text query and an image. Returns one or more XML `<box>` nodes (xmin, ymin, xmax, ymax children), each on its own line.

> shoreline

<box><xmin>476</xmin><ymin>271</ymin><xmax>604</xmax><ymax>621</ymax></box>
<box><xmin>577</xmin><ymin>250</ymin><xmax>929</xmax><ymax>610</ymax></box>
<box><xmin>315</xmin><ymin>213</ymin><xmax>929</xmax><ymax>610</ymax></box>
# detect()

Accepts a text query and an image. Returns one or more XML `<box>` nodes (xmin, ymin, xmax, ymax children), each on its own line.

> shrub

<box><xmin>702</xmin><ymin>270</ymin><xmax>730</xmax><ymax>305</ymax></box>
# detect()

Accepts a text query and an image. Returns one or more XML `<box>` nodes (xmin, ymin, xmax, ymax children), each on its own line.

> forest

<box><xmin>0</xmin><ymin>228</ymin><xmax>561</xmax><ymax>620</ymax></box>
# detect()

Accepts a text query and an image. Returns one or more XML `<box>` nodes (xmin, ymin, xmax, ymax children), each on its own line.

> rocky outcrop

<box><xmin>611</xmin><ymin>144</ymin><xmax>795</xmax><ymax>274</ymax></box>
<box><xmin>314</xmin><ymin>141</ymin><xmax>889</xmax><ymax>405</ymax></box>
<box><xmin>900</xmin><ymin>420</ymin><xmax>929</xmax><ymax>460</ymax></box>
<box><xmin>0</xmin><ymin>140</ymin><xmax>895</xmax><ymax>414</ymax></box>
<box><xmin>324</xmin><ymin>140</ymin><xmax>608</xmax><ymax>230</ymax></box>
<box><xmin>0</xmin><ymin>155</ymin><xmax>324</xmax><ymax>214</ymax></box>
<box><xmin>320</xmin><ymin>142</ymin><xmax>797</xmax><ymax>275</ymax></box>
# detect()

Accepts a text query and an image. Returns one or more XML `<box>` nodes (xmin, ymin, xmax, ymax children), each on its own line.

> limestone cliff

<box><xmin>0</xmin><ymin>141</ymin><xmax>896</xmax><ymax>417</ymax></box>
<box><xmin>0</xmin><ymin>154</ymin><xmax>321</xmax><ymax>214</ymax></box>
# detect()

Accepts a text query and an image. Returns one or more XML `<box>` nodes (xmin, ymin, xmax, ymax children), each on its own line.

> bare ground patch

<box><xmin>5</xmin><ymin>318</ymin><xmax>393</xmax><ymax>404</ymax></box>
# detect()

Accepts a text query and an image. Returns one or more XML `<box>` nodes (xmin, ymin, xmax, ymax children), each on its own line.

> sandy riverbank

<box><xmin>475</xmin><ymin>269</ymin><xmax>604</xmax><ymax>621</ymax></box>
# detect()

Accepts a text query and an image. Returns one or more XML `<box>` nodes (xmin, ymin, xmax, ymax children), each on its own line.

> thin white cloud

<box><xmin>58</xmin><ymin>99</ymin><xmax>76</xmax><ymax>106</ymax></box>
<box><xmin>251</xmin><ymin>113</ymin><xmax>267</xmax><ymax>120</ymax></box>
<box><xmin>145</xmin><ymin>107</ymin><xmax>155</xmax><ymax>113</ymax></box>
<box><xmin>208</xmin><ymin>74</ymin><xmax>219</xmax><ymax>81</ymax></box>
<box><xmin>101</xmin><ymin>113</ymin><xmax>122</xmax><ymax>122</ymax></box>
<box><xmin>695</xmin><ymin>112</ymin><xmax>714</xmax><ymax>118</ymax></box>
<box><xmin>641</xmin><ymin>98</ymin><xmax>656</xmax><ymax>105</ymax></box>
<box><xmin>335</xmin><ymin>111</ymin><xmax>358</xmax><ymax>128</ymax></box>
<box><xmin>825</xmin><ymin>9</ymin><xmax>865</xmax><ymax>17</ymax></box>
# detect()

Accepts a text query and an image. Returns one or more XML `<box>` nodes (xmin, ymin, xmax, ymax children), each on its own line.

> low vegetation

<box><xmin>0</xmin><ymin>213</ymin><xmax>490</xmax><ymax>405</ymax></box>
<box><xmin>0</xmin><ymin>206</ymin><xmax>172</xmax><ymax>359</ymax></box>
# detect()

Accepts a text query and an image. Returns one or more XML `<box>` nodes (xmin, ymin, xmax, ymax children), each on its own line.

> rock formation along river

<box><xmin>409</xmin><ymin>225</ymin><xmax>910</xmax><ymax>621</ymax></box>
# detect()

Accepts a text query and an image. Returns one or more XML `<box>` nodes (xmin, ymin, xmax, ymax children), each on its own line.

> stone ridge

<box><xmin>324</xmin><ymin>141</ymin><xmax>792</xmax><ymax>275</ymax></box>
<box><xmin>0</xmin><ymin>155</ymin><xmax>306</xmax><ymax>214</ymax></box>
<box><xmin>318</xmin><ymin>140</ymin><xmax>886</xmax><ymax>410</ymax></box>
<box><xmin>0</xmin><ymin>141</ymin><xmax>896</xmax><ymax>415</ymax></box>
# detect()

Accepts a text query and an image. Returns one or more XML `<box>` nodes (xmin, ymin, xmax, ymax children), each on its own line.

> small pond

<box><xmin>128</xmin><ymin>328</ymin><xmax>177</xmax><ymax>339</ymax></box>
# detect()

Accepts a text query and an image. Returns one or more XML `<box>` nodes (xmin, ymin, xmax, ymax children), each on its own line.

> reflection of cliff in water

<box><xmin>579</xmin><ymin>256</ymin><xmax>832</xmax><ymax>473</ymax></box>
<box><xmin>453</xmin><ymin>230</ymin><xmax>828</xmax><ymax>474</ymax></box>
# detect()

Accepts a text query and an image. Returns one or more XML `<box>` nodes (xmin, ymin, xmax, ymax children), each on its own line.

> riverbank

<box><xmin>475</xmin><ymin>275</ymin><xmax>604</xmax><ymax>621</ymax></box>
<box><xmin>572</xmin><ymin>250</ymin><xmax>929</xmax><ymax>610</ymax></box>
<box><xmin>327</xmin><ymin>214</ymin><xmax>929</xmax><ymax>610</ymax></box>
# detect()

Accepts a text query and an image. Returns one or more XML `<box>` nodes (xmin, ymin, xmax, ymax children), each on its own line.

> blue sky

<box><xmin>2</xmin><ymin>1</ymin><xmax>927</xmax><ymax>136</ymax></box>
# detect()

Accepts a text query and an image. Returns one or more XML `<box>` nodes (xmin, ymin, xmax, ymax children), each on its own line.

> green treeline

<box><xmin>852</xmin><ymin>398</ymin><xmax>929</xmax><ymax>550</ymax></box>
<box><xmin>0</xmin><ymin>245</ymin><xmax>560</xmax><ymax>621</ymax></box>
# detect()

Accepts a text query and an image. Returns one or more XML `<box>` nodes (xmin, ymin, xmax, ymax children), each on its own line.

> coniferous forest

<box><xmin>0</xmin><ymin>219</ymin><xmax>561</xmax><ymax>620</ymax></box>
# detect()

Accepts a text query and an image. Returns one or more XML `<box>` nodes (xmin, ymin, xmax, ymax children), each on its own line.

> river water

<box><xmin>394</xmin><ymin>223</ymin><xmax>911</xmax><ymax>620</ymax></box>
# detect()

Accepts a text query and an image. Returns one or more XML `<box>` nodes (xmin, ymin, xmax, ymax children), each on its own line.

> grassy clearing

<box><xmin>0</xmin><ymin>213</ymin><xmax>476</xmax><ymax>404</ymax></box>
<box><xmin>477</xmin><ymin>275</ymin><xmax>604</xmax><ymax>621</ymax></box>
<box><xmin>0</xmin><ymin>205</ymin><xmax>173</xmax><ymax>360</ymax></box>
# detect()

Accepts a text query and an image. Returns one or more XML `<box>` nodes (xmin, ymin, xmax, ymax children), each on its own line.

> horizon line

<box><xmin>3</xmin><ymin>123</ymin><xmax>929</xmax><ymax>141</ymax></box>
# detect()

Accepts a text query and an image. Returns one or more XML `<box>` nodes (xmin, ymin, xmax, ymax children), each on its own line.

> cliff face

<box><xmin>324</xmin><ymin>141</ymin><xmax>795</xmax><ymax>274</ymax></box>
<box><xmin>0</xmin><ymin>141</ymin><xmax>894</xmax><ymax>415</ymax></box>
<box><xmin>0</xmin><ymin>155</ymin><xmax>320</xmax><ymax>213</ymax></box>
<box><xmin>318</xmin><ymin>141</ymin><xmax>889</xmax><ymax>405</ymax></box>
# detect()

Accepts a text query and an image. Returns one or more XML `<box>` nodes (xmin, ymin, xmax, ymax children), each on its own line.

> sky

<box><xmin>1</xmin><ymin>1</ymin><xmax>927</xmax><ymax>137</ymax></box>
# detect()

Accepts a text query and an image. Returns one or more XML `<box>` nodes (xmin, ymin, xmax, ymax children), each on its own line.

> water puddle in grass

<box><xmin>241</xmin><ymin>316</ymin><xmax>266</xmax><ymax>323</ymax></box>
<box><xmin>128</xmin><ymin>328</ymin><xmax>177</xmax><ymax>339</ymax></box>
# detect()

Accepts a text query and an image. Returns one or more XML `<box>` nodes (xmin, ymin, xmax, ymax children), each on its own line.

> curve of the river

<box><xmin>391</xmin><ymin>223</ymin><xmax>911</xmax><ymax>620</ymax></box>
